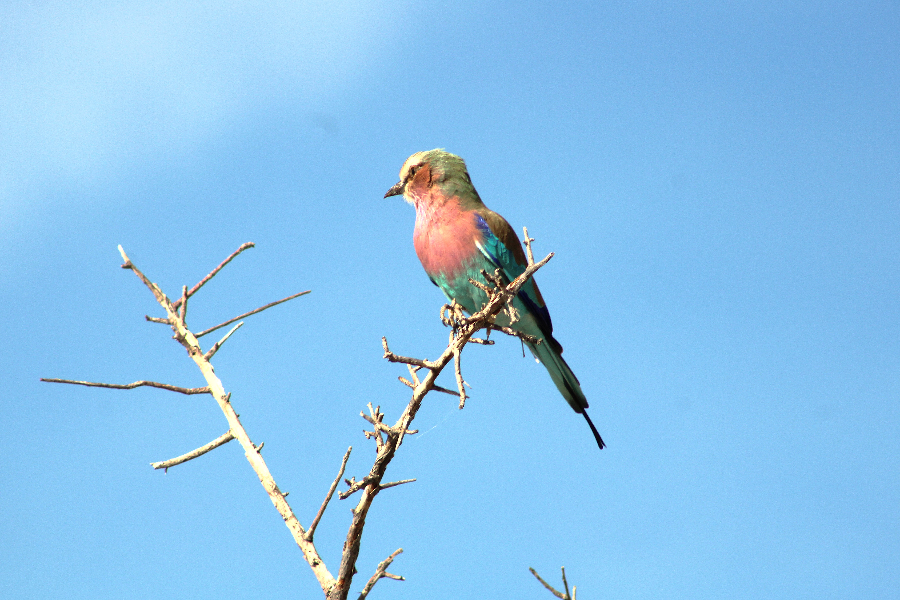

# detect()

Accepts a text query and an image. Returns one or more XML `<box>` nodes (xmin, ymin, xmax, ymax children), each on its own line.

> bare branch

<box><xmin>118</xmin><ymin>245</ymin><xmax>170</xmax><ymax>308</ymax></box>
<box><xmin>194</xmin><ymin>290</ymin><xmax>311</xmax><ymax>338</ymax></box>
<box><xmin>305</xmin><ymin>447</ymin><xmax>352</xmax><ymax>542</ymax></box>
<box><xmin>204</xmin><ymin>321</ymin><xmax>244</xmax><ymax>360</ymax></box>
<box><xmin>523</xmin><ymin>226</ymin><xmax>536</xmax><ymax>266</ymax></box>
<box><xmin>361</xmin><ymin>412</ymin><xmax>418</xmax><ymax>437</ymax></box>
<box><xmin>563</xmin><ymin>568</ymin><xmax>573</xmax><ymax>600</ymax></box>
<box><xmin>172</xmin><ymin>242</ymin><xmax>255</xmax><ymax>309</ymax></box>
<box><xmin>381</xmin><ymin>337</ymin><xmax>435</xmax><ymax>369</ymax></box>
<box><xmin>40</xmin><ymin>378</ymin><xmax>210</xmax><ymax>395</ymax></box>
<box><xmin>179</xmin><ymin>285</ymin><xmax>188</xmax><ymax>324</ymax></box>
<box><xmin>192</xmin><ymin>290</ymin><xmax>310</xmax><ymax>338</ymax></box>
<box><xmin>363</xmin><ymin>403</ymin><xmax>386</xmax><ymax>450</ymax></box>
<box><xmin>486</xmin><ymin>324</ymin><xmax>543</xmax><ymax>344</ymax></box>
<box><xmin>529</xmin><ymin>567</ymin><xmax>574</xmax><ymax>600</ymax></box>
<box><xmin>151</xmin><ymin>431</ymin><xmax>235</xmax><ymax>471</ymax></box>
<box><xmin>357</xmin><ymin>548</ymin><xmax>404</xmax><ymax>600</ymax></box>
<box><xmin>452</xmin><ymin>347</ymin><xmax>467</xmax><ymax>409</ymax></box>
<box><xmin>406</xmin><ymin>364</ymin><xmax>421</xmax><ymax>387</ymax></box>
<box><xmin>397</xmin><ymin>376</ymin><xmax>458</xmax><ymax>397</ymax></box>
<box><xmin>379</xmin><ymin>478</ymin><xmax>415</xmax><ymax>491</ymax></box>
<box><xmin>338</xmin><ymin>476</ymin><xmax>372</xmax><ymax>500</ymax></box>
<box><xmin>114</xmin><ymin>246</ymin><xmax>333</xmax><ymax>593</ymax></box>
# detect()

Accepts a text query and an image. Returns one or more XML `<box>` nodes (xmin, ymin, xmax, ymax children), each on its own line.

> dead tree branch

<box><xmin>42</xmin><ymin>244</ymin><xmax>336</xmax><ymax>593</ymax></box>
<box><xmin>357</xmin><ymin>548</ymin><xmax>404</xmax><ymax>600</ymax></box>
<box><xmin>40</xmin><ymin>378</ymin><xmax>210</xmax><ymax>395</ymax></box>
<box><xmin>113</xmin><ymin>245</ymin><xmax>335</xmax><ymax>590</ymax></box>
<box><xmin>204</xmin><ymin>321</ymin><xmax>244</xmax><ymax>360</ymax></box>
<box><xmin>529</xmin><ymin>566</ymin><xmax>576</xmax><ymax>600</ymax></box>
<box><xmin>171</xmin><ymin>241</ymin><xmax>255</xmax><ymax>310</ymax></box>
<box><xmin>194</xmin><ymin>290</ymin><xmax>310</xmax><ymax>338</ymax></box>
<box><xmin>151</xmin><ymin>431</ymin><xmax>236</xmax><ymax>471</ymax></box>
<box><xmin>43</xmin><ymin>231</ymin><xmax>557</xmax><ymax>600</ymax></box>
<box><xmin>306</xmin><ymin>447</ymin><xmax>352</xmax><ymax>542</ymax></box>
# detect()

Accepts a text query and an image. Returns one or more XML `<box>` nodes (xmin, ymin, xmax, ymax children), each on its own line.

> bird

<box><xmin>385</xmin><ymin>149</ymin><xmax>605</xmax><ymax>449</ymax></box>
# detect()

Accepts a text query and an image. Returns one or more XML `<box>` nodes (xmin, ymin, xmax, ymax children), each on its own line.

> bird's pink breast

<box><xmin>413</xmin><ymin>198</ymin><xmax>480</xmax><ymax>279</ymax></box>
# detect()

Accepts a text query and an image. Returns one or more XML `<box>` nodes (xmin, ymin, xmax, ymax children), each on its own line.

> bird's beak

<box><xmin>384</xmin><ymin>181</ymin><xmax>404</xmax><ymax>198</ymax></box>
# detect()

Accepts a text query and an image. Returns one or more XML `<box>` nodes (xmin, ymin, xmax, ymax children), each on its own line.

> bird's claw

<box><xmin>440</xmin><ymin>301</ymin><xmax>466</xmax><ymax>324</ymax></box>
<box><xmin>440</xmin><ymin>300</ymin><xmax>469</xmax><ymax>335</ymax></box>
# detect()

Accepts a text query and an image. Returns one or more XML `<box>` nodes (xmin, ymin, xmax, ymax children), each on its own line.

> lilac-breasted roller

<box><xmin>385</xmin><ymin>149</ymin><xmax>605</xmax><ymax>449</ymax></box>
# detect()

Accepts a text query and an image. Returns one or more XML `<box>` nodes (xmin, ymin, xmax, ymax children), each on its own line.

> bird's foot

<box><xmin>440</xmin><ymin>300</ymin><xmax>468</xmax><ymax>328</ymax></box>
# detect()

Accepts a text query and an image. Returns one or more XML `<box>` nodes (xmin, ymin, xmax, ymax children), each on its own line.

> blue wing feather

<box><xmin>473</xmin><ymin>215</ymin><xmax>555</xmax><ymax>339</ymax></box>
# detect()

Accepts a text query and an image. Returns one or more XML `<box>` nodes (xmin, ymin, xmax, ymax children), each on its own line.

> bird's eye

<box><xmin>407</xmin><ymin>164</ymin><xmax>420</xmax><ymax>179</ymax></box>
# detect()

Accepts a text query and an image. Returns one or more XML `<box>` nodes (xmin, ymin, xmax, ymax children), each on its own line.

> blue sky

<box><xmin>2</xmin><ymin>1</ymin><xmax>898</xmax><ymax>598</ymax></box>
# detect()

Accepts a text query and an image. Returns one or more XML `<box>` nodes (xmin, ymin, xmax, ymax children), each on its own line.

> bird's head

<box><xmin>384</xmin><ymin>149</ymin><xmax>478</xmax><ymax>207</ymax></box>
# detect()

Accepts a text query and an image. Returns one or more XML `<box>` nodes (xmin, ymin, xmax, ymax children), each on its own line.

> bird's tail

<box><xmin>529</xmin><ymin>339</ymin><xmax>606</xmax><ymax>449</ymax></box>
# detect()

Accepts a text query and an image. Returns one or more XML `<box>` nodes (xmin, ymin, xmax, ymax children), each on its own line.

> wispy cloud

<box><xmin>0</xmin><ymin>0</ymin><xmax>400</xmax><ymax>219</ymax></box>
